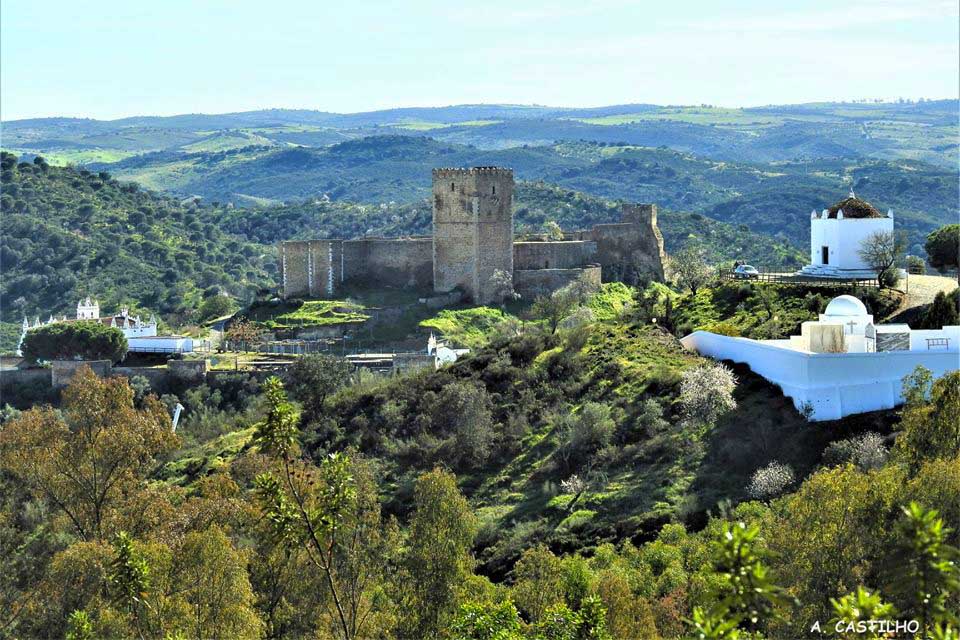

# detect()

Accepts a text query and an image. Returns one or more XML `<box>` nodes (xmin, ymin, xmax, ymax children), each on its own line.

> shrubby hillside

<box><xmin>3</xmin><ymin>281</ymin><xmax>957</xmax><ymax>639</ymax></box>
<box><xmin>0</xmin><ymin>152</ymin><xmax>275</xmax><ymax>326</ymax></box>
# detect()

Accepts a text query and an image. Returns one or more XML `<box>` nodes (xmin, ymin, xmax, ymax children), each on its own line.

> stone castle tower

<box><xmin>432</xmin><ymin>167</ymin><xmax>514</xmax><ymax>303</ymax></box>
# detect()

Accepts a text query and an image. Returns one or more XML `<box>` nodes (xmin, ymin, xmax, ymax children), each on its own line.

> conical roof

<box><xmin>826</xmin><ymin>191</ymin><xmax>885</xmax><ymax>219</ymax></box>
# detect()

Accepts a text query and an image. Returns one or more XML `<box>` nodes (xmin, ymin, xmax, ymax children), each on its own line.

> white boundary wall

<box><xmin>680</xmin><ymin>331</ymin><xmax>960</xmax><ymax>421</ymax></box>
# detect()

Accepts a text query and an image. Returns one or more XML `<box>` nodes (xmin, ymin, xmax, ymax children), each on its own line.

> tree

<box><xmin>0</xmin><ymin>367</ymin><xmax>178</xmax><ymax>541</ymax></box>
<box><xmin>198</xmin><ymin>294</ymin><xmax>236</xmax><ymax>321</ymax></box>
<box><xmin>857</xmin><ymin>230</ymin><xmax>907</xmax><ymax>287</ymax></box>
<box><xmin>451</xmin><ymin>601</ymin><xmax>524</xmax><ymax>640</ymax></box>
<box><xmin>746</xmin><ymin>462</ymin><xmax>795</xmax><ymax>500</ymax></box>
<box><xmin>679</xmin><ymin>363</ymin><xmax>738</xmax><ymax>425</ymax></box>
<box><xmin>434</xmin><ymin>381</ymin><xmax>495</xmax><ymax>469</ymax></box>
<box><xmin>224</xmin><ymin>319</ymin><xmax>264</xmax><ymax>348</ymax></box>
<box><xmin>172</xmin><ymin>526</ymin><xmax>262</xmax><ymax>639</ymax></box>
<box><xmin>917</xmin><ymin>290</ymin><xmax>960</xmax><ymax>329</ymax></box>
<box><xmin>822</xmin><ymin>432</ymin><xmax>888</xmax><ymax>470</ymax></box>
<box><xmin>670</xmin><ymin>245</ymin><xmax>713</xmax><ymax>295</ymax></box>
<box><xmin>530</xmin><ymin>274</ymin><xmax>599</xmax><ymax>333</ymax></box>
<box><xmin>511</xmin><ymin>545</ymin><xmax>565</xmax><ymax>622</ymax></box>
<box><xmin>21</xmin><ymin>320</ymin><xmax>127</xmax><ymax>363</ymax></box>
<box><xmin>400</xmin><ymin>468</ymin><xmax>477</xmax><ymax>638</ymax></box>
<box><xmin>829</xmin><ymin>587</ymin><xmax>895</xmax><ymax>640</ymax></box>
<box><xmin>488</xmin><ymin>269</ymin><xmax>518</xmax><ymax>305</ymax></box>
<box><xmin>883</xmin><ymin>503</ymin><xmax>960</xmax><ymax>637</ymax></box>
<box><xmin>555</xmin><ymin>402</ymin><xmax>616</xmax><ymax>472</ymax></box>
<box><xmin>283</xmin><ymin>353</ymin><xmax>354</xmax><ymax>421</ymax></box>
<box><xmin>924</xmin><ymin>224</ymin><xmax>960</xmax><ymax>282</ymax></box>
<box><xmin>896</xmin><ymin>368</ymin><xmax>960</xmax><ymax>472</ymax></box>
<box><xmin>690</xmin><ymin>522</ymin><xmax>791</xmax><ymax>639</ymax></box>
<box><xmin>543</xmin><ymin>220</ymin><xmax>565</xmax><ymax>241</ymax></box>
<box><xmin>769</xmin><ymin>464</ymin><xmax>904</xmax><ymax>631</ymax></box>
<box><xmin>252</xmin><ymin>377</ymin><xmax>396</xmax><ymax>640</ymax></box>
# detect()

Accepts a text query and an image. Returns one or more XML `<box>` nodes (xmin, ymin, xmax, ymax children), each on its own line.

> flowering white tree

<box><xmin>679</xmin><ymin>363</ymin><xmax>738</xmax><ymax>424</ymax></box>
<box><xmin>488</xmin><ymin>269</ymin><xmax>518</xmax><ymax>306</ymax></box>
<box><xmin>747</xmin><ymin>462</ymin><xmax>796</xmax><ymax>500</ymax></box>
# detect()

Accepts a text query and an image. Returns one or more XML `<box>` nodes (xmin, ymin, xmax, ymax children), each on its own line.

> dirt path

<box><xmin>902</xmin><ymin>274</ymin><xmax>958</xmax><ymax>312</ymax></box>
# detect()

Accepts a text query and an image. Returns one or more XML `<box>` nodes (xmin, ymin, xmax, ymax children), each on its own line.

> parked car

<box><xmin>733</xmin><ymin>264</ymin><xmax>760</xmax><ymax>279</ymax></box>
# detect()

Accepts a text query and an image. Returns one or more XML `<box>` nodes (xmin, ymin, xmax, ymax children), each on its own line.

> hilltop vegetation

<box><xmin>2</xmin><ymin>282</ymin><xmax>957</xmax><ymax>639</ymax></box>
<box><xmin>0</xmin><ymin>152</ymin><xmax>275</xmax><ymax>326</ymax></box>
<box><xmin>83</xmin><ymin>136</ymin><xmax>956</xmax><ymax>255</ymax></box>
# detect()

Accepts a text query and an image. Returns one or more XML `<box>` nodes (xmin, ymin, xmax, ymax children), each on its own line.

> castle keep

<box><xmin>279</xmin><ymin>167</ymin><xmax>666</xmax><ymax>303</ymax></box>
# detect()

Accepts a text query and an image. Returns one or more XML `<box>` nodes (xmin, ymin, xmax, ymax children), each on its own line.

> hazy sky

<box><xmin>2</xmin><ymin>0</ymin><xmax>958</xmax><ymax>120</ymax></box>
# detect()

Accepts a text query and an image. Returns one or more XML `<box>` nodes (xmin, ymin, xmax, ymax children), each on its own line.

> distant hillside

<box><xmin>0</xmin><ymin>152</ymin><xmax>275</xmax><ymax>327</ymax></box>
<box><xmin>97</xmin><ymin>136</ymin><xmax>956</xmax><ymax>254</ymax></box>
<box><xmin>4</xmin><ymin>100</ymin><xmax>956</xmax><ymax>167</ymax></box>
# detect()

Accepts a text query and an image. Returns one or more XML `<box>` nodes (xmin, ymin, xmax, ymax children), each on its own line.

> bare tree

<box><xmin>858</xmin><ymin>230</ymin><xmax>907</xmax><ymax>287</ymax></box>
<box><xmin>670</xmin><ymin>245</ymin><xmax>714</xmax><ymax>295</ymax></box>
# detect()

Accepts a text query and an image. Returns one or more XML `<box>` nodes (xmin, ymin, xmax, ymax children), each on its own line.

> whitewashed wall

<box><xmin>809</xmin><ymin>218</ymin><xmax>893</xmax><ymax>270</ymax></box>
<box><xmin>680</xmin><ymin>331</ymin><xmax>959</xmax><ymax>421</ymax></box>
<box><xmin>127</xmin><ymin>336</ymin><xmax>193</xmax><ymax>354</ymax></box>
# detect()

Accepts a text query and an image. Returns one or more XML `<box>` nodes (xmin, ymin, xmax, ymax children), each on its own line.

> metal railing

<box><xmin>724</xmin><ymin>267</ymin><xmax>879</xmax><ymax>288</ymax></box>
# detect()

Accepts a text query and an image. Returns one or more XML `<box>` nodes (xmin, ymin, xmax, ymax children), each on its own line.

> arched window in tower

<box><xmin>492</xmin><ymin>185</ymin><xmax>496</xmax><ymax>195</ymax></box>
<box><xmin>450</xmin><ymin>182</ymin><xmax>455</xmax><ymax>192</ymax></box>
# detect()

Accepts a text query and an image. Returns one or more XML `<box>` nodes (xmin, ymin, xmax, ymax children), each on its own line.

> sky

<box><xmin>1</xmin><ymin>0</ymin><xmax>958</xmax><ymax>121</ymax></box>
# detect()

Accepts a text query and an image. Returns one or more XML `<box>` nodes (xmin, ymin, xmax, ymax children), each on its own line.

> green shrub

<box><xmin>21</xmin><ymin>320</ymin><xmax>127</xmax><ymax>363</ymax></box>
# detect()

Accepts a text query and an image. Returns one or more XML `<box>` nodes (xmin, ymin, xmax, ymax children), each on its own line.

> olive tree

<box><xmin>670</xmin><ymin>245</ymin><xmax>714</xmax><ymax>295</ymax></box>
<box><xmin>924</xmin><ymin>224</ymin><xmax>960</xmax><ymax>282</ymax></box>
<box><xmin>858</xmin><ymin>230</ymin><xmax>907</xmax><ymax>287</ymax></box>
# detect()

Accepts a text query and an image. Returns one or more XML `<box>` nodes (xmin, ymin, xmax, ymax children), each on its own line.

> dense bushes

<box><xmin>0</xmin><ymin>152</ymin><xmax>274</xmax><ymax>325</ymax></box>
<box><xmin>20</xmin><ymin>320</ymin><xmax>127</xmax><ymax>363</ymax></box>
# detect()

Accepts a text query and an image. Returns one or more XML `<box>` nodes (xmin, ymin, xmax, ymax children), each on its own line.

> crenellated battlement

<box><xmin>432</xmin><ymin>167</ymin><xmax>513</xmax><ymax>178</ymax></box>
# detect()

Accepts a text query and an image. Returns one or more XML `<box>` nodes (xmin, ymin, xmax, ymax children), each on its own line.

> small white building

<box><xmin>798</xmin><ymin>190</ymin><xmax>894</xmax><ymax>278</ymax></box>
<box><xmin>681</xmin><ymin>295</ymin><xmax>960</xmax><ymax>421</ymax></box>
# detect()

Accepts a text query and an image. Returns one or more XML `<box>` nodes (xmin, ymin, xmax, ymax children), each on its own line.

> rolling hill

<box><xmin>88</xmin><ymin>136</ymin><xmax>957</xmax><ymax>254</ymax></box>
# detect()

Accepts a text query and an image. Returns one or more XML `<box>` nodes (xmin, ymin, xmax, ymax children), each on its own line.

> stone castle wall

<box><xmin>279</xmin><ymin>169</ymin><xmax>665</xmax><ymax>301</ymax></box>
<box><xmin>514</xmin><ymin>266</ymin><xmax>602</xmax><ymax>299</ymax></box>
<box><xmin>343</xmin><ymin>237</ymin><xmax>433</xmax><ymax>289</ymax></box>
<box><xmin>588</xmin><ymin>204</ymin><xmax>666</xmax><ymax>282</ymax></box>
<box><xmin>513</xmin><ymin>240</ymin><xmax>597</xmax><ymax>270</ymax></box>
<box><xmin>432</xmin><ymin>167</ymin><xmax>514</xmax><ymax>304</ymax></box>
<box><xmin>279</xmin><ymin>241</ymin><xmax>310</xmax><ymax>298</ymax></box>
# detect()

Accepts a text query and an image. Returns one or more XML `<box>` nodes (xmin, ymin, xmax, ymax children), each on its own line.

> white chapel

<box><xmin>798</xmin><ymin>190</ymin><xmax>894</xmax><ymax>278</ymax></box>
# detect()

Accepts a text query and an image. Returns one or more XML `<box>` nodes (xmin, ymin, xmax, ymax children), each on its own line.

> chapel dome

<box><xmin>826</xmin><ymin>192</ymin><xmax>884</xmax><ymax>219</ymax></box>
<box><xmin>823</xmin><ymin>295</ymin><xmax>868</xmax><ymax>317</ymax></box>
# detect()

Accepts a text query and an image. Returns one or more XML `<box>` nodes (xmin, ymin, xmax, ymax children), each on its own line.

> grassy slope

<box><xmin>314</xmin><ymin>285</ymin><xmax>892</xmax><ymax>576</ymax></box>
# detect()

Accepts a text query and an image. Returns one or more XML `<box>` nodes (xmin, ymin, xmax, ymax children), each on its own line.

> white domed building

<box><xmin>798</xmin><ymin>190</ymin><xmax>894</xmax><ymax>278</ymax></box>
<box><xmin>681</xmin><ymin>294</ymin><xmax>959</xmax><ymax>421</ymax></box>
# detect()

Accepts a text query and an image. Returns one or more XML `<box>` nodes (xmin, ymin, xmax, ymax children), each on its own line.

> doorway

<box><xmin>821</xmin><ymin>246</ymin><xmax>829</xmax><ymax>265</ymax></box>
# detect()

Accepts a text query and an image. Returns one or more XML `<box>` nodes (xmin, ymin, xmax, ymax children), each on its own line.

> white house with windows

<box><xmin>681</xmin><ymin>295</ymin><xmax>960</xmax><ymax>421</ymax></box>
<box><xmin>797</xmin><ymin>190</ymin><xmax>895</xmax><ymax>278</ymax></box>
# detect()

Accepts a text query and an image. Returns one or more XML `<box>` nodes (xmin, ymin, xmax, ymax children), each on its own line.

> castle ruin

<box><xmin>279</xmin><ymin>167</ymin><xmax>666</xmax><ymax>303</ymax></box>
